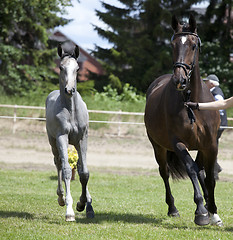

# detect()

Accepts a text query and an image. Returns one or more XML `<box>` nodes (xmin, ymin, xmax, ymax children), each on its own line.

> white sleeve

<box><xmin>214</xmin><ymin>94</ymin><xmax>224</xmax><ymax>101</ymax></box>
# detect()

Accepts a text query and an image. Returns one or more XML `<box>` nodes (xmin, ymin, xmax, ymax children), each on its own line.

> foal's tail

<box><xmin>167</xmin><ymin>151</ymin><xmax>188</xmax><ymax>180</ymax></box>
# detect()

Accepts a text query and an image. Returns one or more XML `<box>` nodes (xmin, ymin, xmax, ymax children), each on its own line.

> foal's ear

<box><xmin>189</xmin><ymin>14</ymin><xmax>197</xmax><ymax>33</ymax></box>
<box><xmin>57</xmin><ymin>43</ymin><xmax>63</xmax><ymax>58</ymax></box>
<box><xmin>74</xmin><ymin>45</ymin><xmax>79</xmax><ymax>59</ymax></box>
<box><xmin>172</xmin><ymin>15</ymin><xmax>179</xmax><ymax>32</ymax></box>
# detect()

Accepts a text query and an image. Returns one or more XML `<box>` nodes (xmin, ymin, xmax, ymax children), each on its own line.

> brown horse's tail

<box><xmin>167</xmin><ymin>151</ymin><xmax>188</xmax><ymax>180</ymax></box>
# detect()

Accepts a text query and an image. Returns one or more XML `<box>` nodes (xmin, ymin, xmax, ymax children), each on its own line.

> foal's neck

<box><xmin>60</xmin><ymin>86</ymin><xmax>77</xmax><ymax>114</ymax></box>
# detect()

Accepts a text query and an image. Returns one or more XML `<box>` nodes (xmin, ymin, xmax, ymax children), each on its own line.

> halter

<box><xmin>172</xmin><ymin>32</ymin><xmax>201</xmax><ymax>82</ymax></box>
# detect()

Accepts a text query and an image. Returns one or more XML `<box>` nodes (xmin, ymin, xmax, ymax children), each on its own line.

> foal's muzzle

<box><xmin>65</xmin><ymin>87</ymin><xmax>75</xmax><ymax>96</ymax></box>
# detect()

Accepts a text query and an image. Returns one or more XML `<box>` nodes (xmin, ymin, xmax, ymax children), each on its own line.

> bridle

<box><xmin>171</xmin><ymin>32</ymin><xmax>201</xmax><ymax>83</ymax></box>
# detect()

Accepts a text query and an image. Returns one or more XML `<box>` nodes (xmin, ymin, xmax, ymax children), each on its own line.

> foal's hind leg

<box><xmin>149</xmin><ymin>137</ymin><xmax>179</xmax><ymax>217</ymax></box>
<box><xmin>55</xmin><ymin>156</ymin><xmax>66</xmax><ymax>207</ymax></box>
<box><xmin>75</xmin><ymin>131</ymin><xmax>94</xmax><ymax>218</ymax></box>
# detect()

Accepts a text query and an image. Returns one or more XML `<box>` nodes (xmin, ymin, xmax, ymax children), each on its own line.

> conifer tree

<box><xmin>93</xmin><ymin>0</ymin><xmax>202</xmax><ymax>92</ymax></box>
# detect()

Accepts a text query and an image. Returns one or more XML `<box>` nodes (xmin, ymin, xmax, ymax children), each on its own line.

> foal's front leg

<box><xmin>75</xmin><ymin>131</ymin><xmax>94</xmax><ymax>218</ymax></box>
<box><xmin>56</xmin><ymin>134</ymin><xmax>75</xmax><ymax>222</ymax></box>
<box><xmin>48</xmin><ymin>136</ymin><xmax>65</xmax><ymax>207</ymax></box>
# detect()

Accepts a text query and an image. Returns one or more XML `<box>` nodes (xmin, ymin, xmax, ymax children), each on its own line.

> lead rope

<box><xmin>184</xmin><ymin>90</ymin><xmax>196</xmax><ymax>124</ymax></box>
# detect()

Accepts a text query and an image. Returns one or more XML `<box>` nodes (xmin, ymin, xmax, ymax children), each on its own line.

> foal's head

<box><xmin>58</xmin><ymin>44</ymin><xmax>80</xmax><ymax>96</ymax></box>
<box><xmin>171</xmin><ymin>15</ymin><xmax>201</xmax><ymax>91</ymax></box>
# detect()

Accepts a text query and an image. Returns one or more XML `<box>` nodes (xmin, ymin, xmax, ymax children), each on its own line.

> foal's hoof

<box><xmin>76</xmin><ymin>201</ymin><xmax>85</xmax><ymax>212</ymax></box>
<box><xmin>66</xmin><ymin>214</ymin><xmax>75</xmax><ymax>222</ymax></box>
<box><xmin>58</xmin><ymin>196</ymin><xmax>65</xmax><ymax>206</ymax></box>
<box><xmin>86</xmin><ymin>203</ymin><xmax>95</xmax><ymax>219</ymax></box>
<box><xmin>194</xmin><ymin>213</ymin><xmax>210</xmax><ymax>226</ymax></box>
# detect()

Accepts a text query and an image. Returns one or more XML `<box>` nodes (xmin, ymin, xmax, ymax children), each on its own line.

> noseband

<box><xmin>172</xmin><ymin>32</ymin><xmax>201</xmax><ymax>82</ymax></box>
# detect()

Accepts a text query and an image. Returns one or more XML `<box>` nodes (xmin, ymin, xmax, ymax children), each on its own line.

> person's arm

<box><xmin>185</xmin><ymin>96</ymin><xmax>233</xmax><ymax>110</ymax></box>
<box><xmin>199</xmin><ymin>96</ymin><xmax>233</xmax><ymax>110</ymax></box>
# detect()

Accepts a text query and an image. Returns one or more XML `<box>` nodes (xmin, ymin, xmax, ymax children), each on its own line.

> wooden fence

<box><xmin>0</xmin><ymin>104</ymin><xmax>232</xmax><ymax>135</ymax></box>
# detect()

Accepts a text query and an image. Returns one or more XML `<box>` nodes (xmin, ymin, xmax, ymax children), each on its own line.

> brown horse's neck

<box><xmin>189</xmin><ymin>62</ymin><xmax>202</xmax><ymax>102</ymax></box>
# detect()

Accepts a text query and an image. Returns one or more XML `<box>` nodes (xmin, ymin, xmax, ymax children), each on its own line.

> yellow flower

<box><xmin>68</xmin><ymin>146</ymin><xmax>78</xmax><ymax>169</ymax></box>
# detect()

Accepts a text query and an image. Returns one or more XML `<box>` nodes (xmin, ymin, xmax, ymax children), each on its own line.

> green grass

<box><xmin>0</xmin><ymin>168</ymin><xmax>233</xmax><ymax>239</ymax></box>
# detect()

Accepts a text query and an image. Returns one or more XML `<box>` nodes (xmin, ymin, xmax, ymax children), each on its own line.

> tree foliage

<box><xmin>199</xmin><ymin>0</ymin><xmax>233</xmax><ymax>97</ymax></box>
<box><xmin>0</xmin><ymin>0</ymin><xmax>72</xmax><ymax>95</ymax></box>
<box><xmin>93</xmin><ymin>0</ymin><xmax>233</xmax><ymax>94</ymax></box>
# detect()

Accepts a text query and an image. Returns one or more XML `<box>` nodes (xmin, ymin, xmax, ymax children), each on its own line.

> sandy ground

<box><xmin>0</xmin><ymin>119</ymin><xmax>232</xmax><ymax>177</ymax></box>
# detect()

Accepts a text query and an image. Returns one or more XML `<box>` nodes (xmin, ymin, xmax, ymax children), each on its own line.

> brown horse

<box><xmin>144</xmin><ymin>15</ymin><xmax>223</xmax><ymax>226</ymax></box>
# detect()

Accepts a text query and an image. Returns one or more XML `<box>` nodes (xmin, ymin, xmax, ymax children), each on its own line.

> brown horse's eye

<box><xmin>192</xmin><ymin>44</ymin><xmax>196</xmax><ymax>50</ymax></box>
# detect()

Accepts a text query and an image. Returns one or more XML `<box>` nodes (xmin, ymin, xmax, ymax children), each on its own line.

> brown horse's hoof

<box><xmin>194</xmin><ymin>213</ymin><xmax>209</xmax><ymax>226</ymax></box>
<box><xmin>168</xmin><ymin>211</ymin><xmax>180</xmax><ymax>217</ymax></box>
<box><xmin>58</xmin><ymin>196</ymin><xmax>65</xmax><ymax>206</ymax></box>
<box><xmin>168</xmin><ymin>208</ymin><xmax>180</xmax><ymax>217</ymax></box>
<box><xmin>86</xmin><ymin>203</ymin><xmax>94</xmax><ymax>219</ymax></box>
<box><xmin>76</xmin><ymin>201</ymin><xmax>85</xmax><ymax>212</ymax></box>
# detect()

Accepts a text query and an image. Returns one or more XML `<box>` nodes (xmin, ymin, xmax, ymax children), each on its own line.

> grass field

<box><xmin>0</xmin><ymin>168</ymin><xmax>233</xmax><ymax>239</ymax></box>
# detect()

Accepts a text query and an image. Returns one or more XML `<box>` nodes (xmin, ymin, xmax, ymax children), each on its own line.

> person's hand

<box><xmin>184</xmin><ymin>102</ymin><xmax>200</xmax><ymax>110</ymax></box>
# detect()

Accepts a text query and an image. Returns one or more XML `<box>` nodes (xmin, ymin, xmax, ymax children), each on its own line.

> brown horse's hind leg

<box><xmin>173</xmin><ymin>141</ymin><xmax>209</xmax><ymax>226</ymax></box>
<box><xmin>202</xmin><ymin>149</ymin><xmax>223</xmax><ymax>226</ymax></box>
<box><xmin>195</xmin><ymin>151</ymin><xmax>209</xmax><ymax>206</ymax></box>
<box><xmin>148</xmin><ymin>136</ymin><xmax>179</xmax><ymax>217</ymax></box>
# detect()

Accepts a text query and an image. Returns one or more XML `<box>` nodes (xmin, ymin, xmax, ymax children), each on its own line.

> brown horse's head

<box><xmin>171</xmin><ymin>15</ymin><xmax>201</xmax><ymax>91</ymax></box>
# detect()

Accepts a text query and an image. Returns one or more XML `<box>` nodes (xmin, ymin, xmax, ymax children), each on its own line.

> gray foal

<box><xmin>46</xmin><ymin>44</ymin><xmax>94</xmax><ymax>221</ymax></box>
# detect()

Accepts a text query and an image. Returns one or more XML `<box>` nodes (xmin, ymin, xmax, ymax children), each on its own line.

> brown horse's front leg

<box><xmin>173</xmin><ymin>141</ymin><xmax>209</xmax><ymax>226</ymax></box>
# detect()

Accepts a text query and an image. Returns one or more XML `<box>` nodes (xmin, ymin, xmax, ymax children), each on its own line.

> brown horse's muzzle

<box><xmin>173</xmin><ymin>75</ymin><xmax>188</xmax><ymax>91</ymax></box>
<box><xmin>173</xmin><ymin>62</ymin><xmax>192</xmax><ymax>91</ymax></box>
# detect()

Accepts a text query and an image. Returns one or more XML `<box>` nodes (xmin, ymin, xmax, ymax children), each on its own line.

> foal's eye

<box><xmin>59</xmin><ymin>66</ymin><xmax>63</xmax><ymax>71</ymax></box>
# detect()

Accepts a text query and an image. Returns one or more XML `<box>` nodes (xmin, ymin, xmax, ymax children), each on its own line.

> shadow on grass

<box><xmin>49</xmin><ymin>175</ymin><xmax>57</xmax><ymax>181</ymax></box>
<box><xmin>0</xmin><ymin>210</ymin><xmax>33</xmax><ymax>219</ymax></box>
<box><xmin>83</xmin><ymin>211</ymin><xmax>164</xmax><ymax>225</ymax></box>
<box><xmin>1</xmin><ymin>210</ymin><xmax>232</xmax><ymax>233</ymax></box>
<box><xmin>74</xmin><ymin>211</ymin><xmax>233</xmax><ymax>232</ymax></box>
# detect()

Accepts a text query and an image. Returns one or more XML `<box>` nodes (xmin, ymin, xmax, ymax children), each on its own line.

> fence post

<box><xmin>13</xmin><ymin>105</ymin><xmax>17</xmax><ymax>134</ymax></box>
<box><xmin>117</xmin><ymin>110</ymin><xmax>121</xmax><ymax>136</ymax></box>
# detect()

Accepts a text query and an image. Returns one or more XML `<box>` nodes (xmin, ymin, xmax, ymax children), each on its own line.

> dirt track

<box><xmin>0</xmin><ymin>120</ymin><xmax>233</xmax><ymax>178</ymax></box>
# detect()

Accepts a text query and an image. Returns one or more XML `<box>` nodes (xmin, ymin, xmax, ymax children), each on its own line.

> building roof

<box><xmin>50</xmin><ymin>30</ymin><xmax>104</xmax><ymax>76</ymax></box>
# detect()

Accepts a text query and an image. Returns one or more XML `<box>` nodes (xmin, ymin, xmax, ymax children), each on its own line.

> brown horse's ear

<box><xmin>172</xmin><ymin>15</ymin><xmax>179</xmax><ymax>32</ymax></box>
<box><xmin>74</xmin><ymin>45</ymin><xmax>79</xmax><ymax>59</ymax></box>
<box><xmin>57</xmin><ymin>43</ymin><xmax>63</xmax><ymax>58</ymax></box>
<box><xmin>189</xmin><ymin>14</ymin><xmax>197</xmax><ymax>33</ymax></box>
